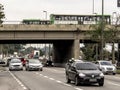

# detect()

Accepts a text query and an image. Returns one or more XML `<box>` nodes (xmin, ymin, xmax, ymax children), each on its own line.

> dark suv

<box><xmin>65</xmin><ymin>61</ymin><xmax>104</xmax><ymax>86</ymax></box>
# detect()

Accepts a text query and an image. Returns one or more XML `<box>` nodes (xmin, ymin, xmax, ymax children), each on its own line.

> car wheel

<box><xmin>99</xmin><ymin>82</ymin><xmax>104</xmax><ymax>86</ymax></box>
<box><xmin>113</xmin><ymin>73</ymin><xmax>116</xmax><ymax>75</ymax></box>
<box><xmin>28</xmin><ymin>68</ymin><xmax>30</xmax><ymax>71</ymax></box>
<box><xmin>9</xmin><ymin>69</ymin><xmax>12</xmax><ymax>71</ymax></box>
<box><xmin>40</xmin><ymin>68</ymin><xmax>43</xmax><ymax>71</ymax></box>
<box><xmin>75</xmin><ymin>77</ymin><xmax>79</xmax><ymax>86</ymax></box>
<box><xmin>66</xmin><ymin>75</ymin><xmax>71</xmax><ymax>83</ymax></box>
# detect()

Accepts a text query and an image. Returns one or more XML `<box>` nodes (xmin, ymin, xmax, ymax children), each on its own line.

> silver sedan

<box><xmin>25</xmin><ymin>59</ymin><xmax>43</xmax><ymax>71</ymax></box>
<box><xmin>9</xmin><ymin>59</ymin><xmax>23</xmax><ymax>71</ymax></box>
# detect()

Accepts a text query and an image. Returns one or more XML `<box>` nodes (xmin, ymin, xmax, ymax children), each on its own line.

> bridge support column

<box><xmin>73</xmin><ymin>39</ymin><xmax>80</xmax><ymax>59</ymax></box>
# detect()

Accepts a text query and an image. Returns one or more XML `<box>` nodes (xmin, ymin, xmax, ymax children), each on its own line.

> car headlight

<box><xmin>100</xmin><ymin>73</ymin><xmax>104</xmax><ymax>77</ymax></box>
<box><xmin>113</xmin><ymin>66</ymin><xmax>116</xmax><ymax>71</ymax></box>
<box><xmin>79</xmin><ymin>73</ymin><xmax>85</xmax><ymax>77</ymax></box>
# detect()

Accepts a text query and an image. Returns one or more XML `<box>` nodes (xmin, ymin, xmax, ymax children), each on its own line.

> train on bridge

<box><xmin>22</xmin><ymin>14</ymin><xmax>111</xmax><ymax>25</ymax></box>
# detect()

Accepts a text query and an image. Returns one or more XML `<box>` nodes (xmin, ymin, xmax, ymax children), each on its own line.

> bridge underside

<box><xmin>0</xmin><ymin>39</ymin><xmax>81</xmax><ymax>66</ymax></box>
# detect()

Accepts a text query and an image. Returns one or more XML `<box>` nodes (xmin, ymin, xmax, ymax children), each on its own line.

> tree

<box><xmin>81</xmin><ymin>43</ymin><xmax>96</xmax><ymax>61</ymax></box>
<box><xmin>89</xmin><ymin>20</ymin><xmax>107</xmax><ymax>60</ymax></box>
<box><xmin>105</xmin><ymin>15</ymin><xmax>120</xmax><ymax>64</ymax></box>
<box><xmin>89</xmin><ymin>15</ymin><xmax>120</xmax><ymax>64</ymax></box>
<box><xmin>0</xmin><ymin>3</ymin><xmax>5</xmax><ymax>26</ymax></box>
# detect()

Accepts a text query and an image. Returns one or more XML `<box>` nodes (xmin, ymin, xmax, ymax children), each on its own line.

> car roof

<box><xmin>97</xmin><ymin>60</ymin><xmax>111</xmax><ymax>62</ymax></box>
<box><xmin>74</xmin><ymin>61</ymin><xmax>93</xmax><ymax>64</ymax></box>
<box><xmin>27</xmin><ymin>59</ymin><xmax>39</xmax><ymax>60</ymax></box>
<box><xmin>11</xmin><ymin>58</ymin><xmax>21</xmax><ymax>61</ymax></box>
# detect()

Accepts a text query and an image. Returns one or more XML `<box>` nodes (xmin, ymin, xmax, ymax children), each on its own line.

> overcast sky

<box><xmin>1</xmin><ymin>0</ymin><xmax>119</xmax><ymax>21</ymax></box>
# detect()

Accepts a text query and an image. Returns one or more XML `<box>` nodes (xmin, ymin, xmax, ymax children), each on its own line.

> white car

<box><xmin>9</xmin><ymin>59</ymin><xmax>23</xmax><ymax>71</ymax></box>
<box><xmin>95</xmin><ymin>60</ymin><xmax>116</xmax><ymax>75</ymax></box>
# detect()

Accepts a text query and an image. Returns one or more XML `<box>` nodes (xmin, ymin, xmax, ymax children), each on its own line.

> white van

<box><xmin>95</xmin><ymin>60</ymin><xmax>116</xmax><ymax>75</ymax></box>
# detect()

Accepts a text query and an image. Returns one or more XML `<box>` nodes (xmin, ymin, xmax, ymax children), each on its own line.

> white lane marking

<box><xmin>63</xmin><ymin>83</ymin><xmax>72</xmax><ymax>87</ymax></box>
<box><xmin>8</xmin><ymin>71</ymin><xmax>27</xmax><ymax>90</ymax></box>
<box><xmin>56</xmin><ymin>80</ymin><xmax>62</xmax><ymax>83</ymax></box>
<box><xmin>49</xmin><ymin>78</ymin><xmax>55</xmax><ymax>81</ymax></box>
<box><xmin>44</xmin><ymin>76</ymin><xmax>49</xmax><ymax>78</ymax></box>
<box><xmin>108</xmin><ymin>82</ymin><xmax>120</xmax><ymax>87</ymax></box>
<box><xmin>35</xmin><ymin>72</ymin><xmax>83</xmax><ymax>90</ymax></box>
<box><xmin>74</xmin><ymin>87</ymin><xmax>83</xmax><ymax>90</ymax></box>
<box><xmin>35</xmin><ymin>72</ymin><xmax>39</xmax><ymax>75</ymax></box>
<box><xmin>39</xmin><ymin>74</ymin><xmax>43</xmax><ymax>76</ymax></box>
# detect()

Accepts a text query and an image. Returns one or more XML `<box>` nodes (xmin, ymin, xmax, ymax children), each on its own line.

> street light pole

<box><xmin>43</xmin><ymin>10</ymin><xmax>47</xmax><ymax>20</ymax></box>
<box><xmin>101</xmin><ymin>0</ymin><xmax>104</xmax><ymax>60</ymax></box>
<box><xmin>93</xmin><ymin>0</ymin><xmax>95</xmax><ymax>14</ymax></box>
<box><xmin>43</xmin><ymin>10</ymin><xmax>47</xmax><ymax>58</ymax></box>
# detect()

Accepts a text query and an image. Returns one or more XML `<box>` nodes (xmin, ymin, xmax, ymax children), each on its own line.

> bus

<box><xmin>50</xmin><ymin>14</ymin><xmax>111</xmax><ymax>25</ymax></box>
<box><xmin>22</xmin><ymin>19</ymin><xmax>51</xmax><ymax>25</ymax></box>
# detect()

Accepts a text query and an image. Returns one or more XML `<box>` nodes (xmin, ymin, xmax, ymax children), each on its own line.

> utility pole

<box><xmin>43</xmin><ymin>10</ymin><xmax>47</xmax><ymax>58</ymax></box>
<box><xmin>92</xmin><ymin>0</ymin><xmax>95</xmax><ymax>14</ymax></box>
<box><xmin>43</xmin><ymin>10</ymin><xmax>47</xmax><ymax>20</ymax></box>
<box><xmin>101</xmin><ymin>0</ymin><xmax>104</xmax><ymax>60</ymax></box>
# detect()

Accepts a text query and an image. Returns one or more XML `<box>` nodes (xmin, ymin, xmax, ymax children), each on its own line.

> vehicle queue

<box><xmin>0</xmin><ymin>55</ymin><xmax>118</xmax><ymax>87</ymax></box>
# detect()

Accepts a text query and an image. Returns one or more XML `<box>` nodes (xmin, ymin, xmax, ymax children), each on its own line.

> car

<box><xmin>45</xmin><ymin>60</ymin><xmax>54</xmax><ymax>67</ymax></box>
<box><xmin>65</xmin><ymin>61</ymin><xmax>104</xmax><ymax>86</ymax></box>
<box><xmin>0</xmin><ymin>59</ymin><xmax>6</xmax><ymax>66</ymax></box>
<box><xmin>25</xmin><ymin>59</ymin><xmax>43</xmax><ymax>71</ymax></box>
<box><xmin>9</xmin><ymin>58</ymin><xmax>23</xmax><ymax>71</ymax></box>
<box><xmin>95</xmin><ymin>60</ymin><xmax>116</xmax><ymax>75</ymax></box>
<box><xmin>6</xmin><ymin>57</ymin><xmax>26</xmax><ymax>66</ymax></box>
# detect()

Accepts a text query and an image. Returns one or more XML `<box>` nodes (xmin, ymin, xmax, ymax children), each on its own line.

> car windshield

<box><xmin>76</xmin><ymin>63</ymin><xmax>98</xmax><ymax>70</ymax></box>
<box><xmin>29</xmin><ymin>60</ymin><xmax>40</xmax><ymax>64</ymax></box>
<box><xmin>10</xmin><ymin>59</ymin><xmax>21</xmax><ymax>63</ymax></box>
<box><xmin>100</xmin><ymin>61</ymin><xmax>112</xmax><ymax>65</ymax></box>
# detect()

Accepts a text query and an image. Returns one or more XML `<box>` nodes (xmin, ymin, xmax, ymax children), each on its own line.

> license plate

<box><xmin>90</xmin><ymin>79</ymin><xmax>96</xmax><ymax>82</ymax></box>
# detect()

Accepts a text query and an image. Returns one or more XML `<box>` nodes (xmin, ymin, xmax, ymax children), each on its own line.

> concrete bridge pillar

<box><xmin>73</xmin><ymin>39</ymin><xmax>80</xmax><ymax>59</ymax></box>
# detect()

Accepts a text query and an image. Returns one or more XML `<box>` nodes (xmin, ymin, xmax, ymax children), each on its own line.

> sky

<box><xmin>1</xmin><ymin>0</ymin><xmax>120</xmax><ymax>21</ymax></box>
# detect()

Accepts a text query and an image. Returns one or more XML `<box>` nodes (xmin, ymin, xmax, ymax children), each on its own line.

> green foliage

<box><xmin>116</xmin><ymin>69</ymin><xmax>120</xmax><ymax>74</ymax></box>
<box><xmin>89</xmin><ymin>21</ymin><xmax>106</xmax><ymax>42</ymax></box>
<box><xmin>0</xmin><ymin>44</ymin><xmax>25</xmax><ymax>55</ymax></box>
<box><xmin>0</xmin><ymin>4</ymin><xmax>5</xmax><ymax>25</ymax></box>
<box><xmin>81</xmin><ymin>43</ymin><xmax>96</xmax><ymax>61</ymax></box>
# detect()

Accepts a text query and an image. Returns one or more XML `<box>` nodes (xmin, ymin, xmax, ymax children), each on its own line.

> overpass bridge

<box><xmin>0</xmin><ymin>24</ymin><xmax>120</xmax><ymax>66</ymax></box>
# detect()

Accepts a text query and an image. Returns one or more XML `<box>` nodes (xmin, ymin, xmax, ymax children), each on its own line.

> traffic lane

<box><xmin>11</xmin><ymin>67</ymin><xmax>120</xmax><ymax>90</ymax></box>
<box><xmin>42</xmin><ymin>67</ymin><xmax>66</xmax><ymax>81</ymax></box>
<box><xmin>40</xmin><ymin>67</ymin><xmax>120</xmax><ymax>90</ymax></box>
<box><xmin>11</xmin><ymin>70</ymin><xmax>84</xmax><ymax>90</ymax></box>
<box><xmin>0</xmin><ymin>71</ymin><xmax>25</xmax><ymax>90</ymax></box>
<box><xmin>105</xmin><ymin>75</ymin><xmax>120</xmax><ymax>83</ymax></box>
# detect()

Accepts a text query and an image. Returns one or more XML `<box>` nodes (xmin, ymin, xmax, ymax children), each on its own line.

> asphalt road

<box><xmin>0</xmin><ymin>67</ymin><xmax>120</xmax><ymax>90</ymax></box>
